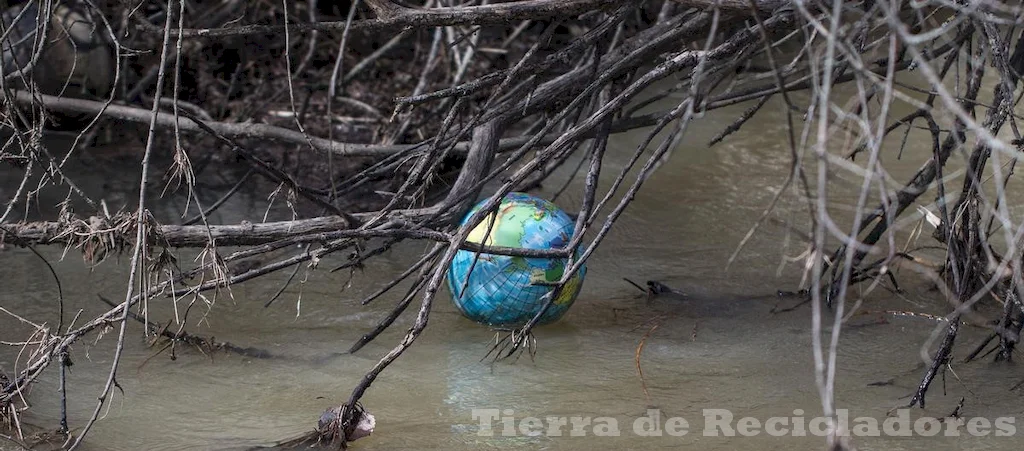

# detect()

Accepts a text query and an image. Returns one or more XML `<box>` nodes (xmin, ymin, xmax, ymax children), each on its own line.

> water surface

<box><xmin>2</xmin><ymin>75</ymin><xmax>1023</xmax><ymax>451</ymax></box>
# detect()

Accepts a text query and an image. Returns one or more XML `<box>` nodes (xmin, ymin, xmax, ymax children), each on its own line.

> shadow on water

<box><xmin>4</xmin><ymin>78</ymin><xmax>1024</xmax><ymax>450</ymax></box>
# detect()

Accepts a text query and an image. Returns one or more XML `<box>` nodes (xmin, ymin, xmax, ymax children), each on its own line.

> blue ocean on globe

<box><xmin>446</xmin><ymin>192</ymin><xmax>587</xmax><ymax>327</ymax></box>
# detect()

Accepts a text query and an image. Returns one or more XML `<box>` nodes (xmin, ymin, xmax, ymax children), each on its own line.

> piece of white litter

<box><xmin>351</xmin><ymin>410</ymin><xmax>376</xmax><ymax>441</ymax></box>
<box><xmin>917</xmin><ymin>206</ymin><xmax>941</xmax><ymax>228</ymax></box>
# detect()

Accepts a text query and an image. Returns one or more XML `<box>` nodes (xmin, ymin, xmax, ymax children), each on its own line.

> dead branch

<box><xmin>136</xmin><ymin>0</ymin><xmax>784</xmax><ymax>39</ymax></box>
<box><xmin>4</xmin><ymin>1</ymin><xmax>1024</xmax><ymax>449</ymax></box>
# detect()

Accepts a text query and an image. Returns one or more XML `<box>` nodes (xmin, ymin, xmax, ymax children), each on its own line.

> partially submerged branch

<box><xmin>4</xmin><ymin>0</ymin><xmax>1024</xmax><ymax>449</ymax></box>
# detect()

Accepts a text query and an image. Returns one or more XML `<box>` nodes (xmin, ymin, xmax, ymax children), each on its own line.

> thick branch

<box><xmin>437</xmin><ymin>120</ymin><xmax>501</xmax><ymax>223</ymax></box>
<box><xmin>12</xmin><ymin>90</ymin><xmax>400</xmax><ymax>157</ymax></box>
<box><xmin>133</xmin><ymin>0</ymin><xmax>782</xmax><ymax>39</ymax></box>
<box><xmin>134</xmin><ymin>0</ymin><xmax>790</xmax><ymax>39</ymax></box>
<box><xmin>0</xmin><ymin>215</ymin><xmax>574</xmax><ymax>257</ymax></box>
<box><xmin>10</xmin><ymin>90</ymin><xmax>649</xmax><ymax>158</ymax></box>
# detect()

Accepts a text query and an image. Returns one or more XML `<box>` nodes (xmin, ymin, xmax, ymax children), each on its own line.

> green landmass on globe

<box><xmin>446</xmin><ymin>192</ymin><xmax>587</xmax><ymax>327</ymax></box>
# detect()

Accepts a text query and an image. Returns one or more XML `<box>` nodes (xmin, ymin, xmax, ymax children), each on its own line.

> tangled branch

<box><xmin>3</xmin><ymin>0</ymin><xmax>1024</xmax><ymax>449</ymax></box>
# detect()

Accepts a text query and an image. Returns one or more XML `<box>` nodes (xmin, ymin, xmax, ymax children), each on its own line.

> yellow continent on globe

<box><xmin>465</xmin><ymin>203</ymin><xmax>542</xmax><ymax>248</ymax></box>
<box><xmin>554</xmin><ymin>273</ymin><xmax>582</xmax><ymax>305</ymax></box>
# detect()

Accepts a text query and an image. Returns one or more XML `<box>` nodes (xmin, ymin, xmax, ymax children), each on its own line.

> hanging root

<box><xmin>482</xmin><ymin>328</ymin><xmax>539</xmax><ymax>364</ymax></box>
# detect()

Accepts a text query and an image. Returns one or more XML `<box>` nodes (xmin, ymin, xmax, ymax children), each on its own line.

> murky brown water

<box><xmin>3</xmin><ymin>75</ymin><xmax>1024</xmax><ymax>451</ymax></box>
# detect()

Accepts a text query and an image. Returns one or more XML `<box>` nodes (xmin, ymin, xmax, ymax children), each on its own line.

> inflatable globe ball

<box><xmin>446</xmin><ymin>192</ymin><xmax>587</xmax><ymax>327</ymax></box>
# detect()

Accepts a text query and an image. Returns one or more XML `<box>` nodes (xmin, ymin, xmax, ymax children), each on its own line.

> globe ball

<box><xmin>446</xmin><ymin>192</ymin><xmax>587</xmax><ymax>327</ymax></box>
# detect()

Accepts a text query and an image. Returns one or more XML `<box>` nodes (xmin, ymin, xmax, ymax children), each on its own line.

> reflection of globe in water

<box><xmin>446</xmin><ymin>192</ymin><xmax>587</xmax><ymax>327</ymax></box>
